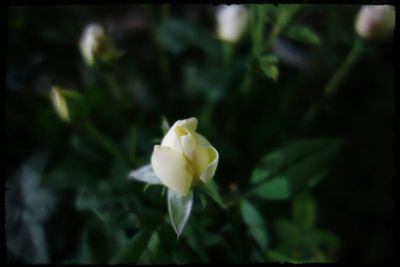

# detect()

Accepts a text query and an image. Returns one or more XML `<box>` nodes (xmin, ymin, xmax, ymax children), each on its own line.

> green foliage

<box><xmin>267</xmin><ymin>193</ymin><xmax>341</xmax><ymax>263</ymax></box>
<box><xmin>259</xmin><ymin>55</ymin><xmax>279</xmax><ymax>81</ymax></box>
<box><xmin>109</xmin><ymin>230</ymin><xmax>153</xmax><ymax>264</ymax></box>
<box><xmin>286</xmin><ymin>25</ymin><xmax>321</xmax><ymax>45</ymax></box>
<box><xmin>292</xmin><ymin>192</ymin><xmax>317</xmax><ymax>231</ymax></box>
<box><xmin>240</xmin><ymin>200</ymin><xmax>269</xmax><ymax>251</ymax></box>
<box><xmin>250</xmin><ymin>138</ymin><xmax>343</xmax><ymax>200</ymax></box>
<box><xmin>199</xmin><ymin>180</ymin><xmax>227</xmax><ymax>208</ymax></box>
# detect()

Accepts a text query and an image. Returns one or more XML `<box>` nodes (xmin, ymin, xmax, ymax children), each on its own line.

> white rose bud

<box><xmin>79</xmin><ymin>23</ymin><xmax>116</xmax><ymax>66</ymax></box>
<box><xmin>151</xmin><ymin>117</ymin><xmax>219</xmax><ymax>196</ymax></box>
<box><xmin>50</xmin><ymin>86</ymin><xmax>70</xmax><ymax>123</ymax></box>
<box><xmin>216</xmin><ymin>5</ymin><xmax>249</xmax><ymax>43</ymax></box>
<box><xmin>355</xmin><ymin>5</ymin><xmax>395</xmax><ymax>40</ymax></box>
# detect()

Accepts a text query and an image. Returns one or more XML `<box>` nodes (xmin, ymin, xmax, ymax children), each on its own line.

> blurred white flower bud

<box><xmin>79</xmin><ymin>23</ymin><xmax>116</xmax><ymax>66</ymax></box>
<box><xmin>216</xmin><ymin>5</ymin><xmax>249</xmax><ymax>43</ymax></box>
<box><xmin>50</xmin><ymin>86</ymin><xmax>70</xmax><ymax>123</ymax></box>
<box><xmin>355</xmin><ymin>5</ymin><xmax>395</xmax><ymax>40</ymax></box>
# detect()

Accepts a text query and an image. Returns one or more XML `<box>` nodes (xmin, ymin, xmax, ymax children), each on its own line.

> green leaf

<box><xmin>240</xmin><ymin>200</ymin><xmax>269</xmax><ymax>251</ymax></box>
<box><xmin>198</xmin><ymin>180</ymin><xmax>227</xmax><ymax>208</ymax></box>
<box><xmin>274</xmin><ymin>219</ymin><xmax>301</xmax><ymax>248</ymax></box>
<box><xmin>250</xmin><ymin>5</ymin><xmax>269</xmax><ymax>56</ymax></box>
<box><xmin>286</xmin><ymin>25</ymin><xmax>321</xmax><ymax>45</ymax></box>
<box><xmin>292</xmin><ymin>193</ymin><xmax>317</xmax><ymax>231</ymax></box>
<box><xmin>109</xmin><ymin>230</ymin><xmax>152</xmax><ymax>264</ymax></box>
<box><xmin>274</xmin><ymin>5</ymin><xmax>303</xmax><ymax>32</ymax></box>
<box><xmin>76</xmin><ymin>188</ymin><xmax>99</xmax><ymax>210</ymax></box>
<box><xmin>128</xmin><ymin>164</ymin><xmax>161</xmax><ymax>185</ymax></box>
<box><xmin>250</xmin><ymin>138</ymin><xmax>343</xmax><ymax>200</ymax></box>
<box><xmin>254</xmin><ymin>176</ymin><xmax>290</xmax><ymax>200</ymax></box>
<box><xmin>168</xmin><ymin>189</ymin><xmax>193</xmax><ymax>238</ymax></box>
<box><xmin>259</xmin><ymin>55</ymin><xmax>279</xmax><ymax>81</ymax></box>
<box><xmin>138</xmin><ymin>231</ymin><xmax>171</xmax><ymax>264</ymax></box>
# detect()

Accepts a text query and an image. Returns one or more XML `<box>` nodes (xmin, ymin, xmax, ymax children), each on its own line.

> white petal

<box><xmin>161</xmin><ymin>122</ymin><xmax>182</xmax><ymax>152</ymax></box>
<box><xmin>195</xmin><ymin>132</ymin><xmax>212</xmax><ymax>146</ymax></box>
<box><xmin>161</xmin><ymin>117</ymin><xmax>199</xmax><ymax>154</ymax></box>
<box><xmin>80</xmin><ymin>23</ymin><xmax>104</xmax><ymax>66</ymax></box>
<box><xmin>193</xmin><ymin>145</ymin><xmax>219</xmax><ymax>184</ymax></box>
<box><xmin>177</xmin><ymin>117</ymin><xmax>198</xmax><ymax>131</ymax></box>
<box><xmin>180</xmin><ymin>133</ymin><xmax>196</xmax><ymax>161</ymax></box>
<box><xmin>151</xmin><ymin>145</ymin><xmax>193</xmax><ymax>195</ymax></box>
<box><xmin>216</xmin><ymin>5</ymin><xmax>248</xmax><ymax>43</ymax></box>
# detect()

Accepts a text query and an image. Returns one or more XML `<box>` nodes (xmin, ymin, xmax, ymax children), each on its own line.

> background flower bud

<box><xmin>50</xmin><ymin>86</ymin><xmax>70</xmax><ymax>123</ymax></box>
<box><xmin>216</xmin><ymin>5</ymin><xmax>249</xmax><ymax>43</ymax></box>
<box><xmin>79</xmin><ymin>23</ymin><xmax>117</xmax><ymax>66</ymax></box>
<box><xmin>49</xmin><ymin>86</ymin><xmax>88</xmax><ymax>124</ymax></box>
<box><xmin>151</xmin><ymin>118</ymin><xmax>219</xmax><ymax>196</ymax></box>
<box><xmin>355</xmin><ymin>5</ymin><xmax>395</xmax><ymax>40</ymax></box>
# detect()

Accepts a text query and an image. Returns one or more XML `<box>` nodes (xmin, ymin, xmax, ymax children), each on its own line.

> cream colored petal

<box><xmin>151</xmin><ymin>145</ymin><xmax>193</xmax><ymax>195</ymax></box>
<box><xmin>161</xmin><ymin>118</ymin><xmax>198</xmax><ymax>154</ymax></box>
<box><xmin>193</xmin><ymin>145</ymin><xmax>219</xmax><ymax>184</ymax></box>
<box><xmin>161</xmin><ymin>122</ymin><xmax>182</xmax><ymax>152</ymax></box>
<box><xmin>195</xmin><ymin>133</ymin><xmax>212</xmax><ymax>146</ymax></box>
<box><xmin>80</xmin><ymin>24</ymin><xmax>104</xmax><ymax>66</ymax></box>
<box><xmin>50</xmin><ymin>87</ymin><xmax>70</xmax><ymax>122</ymax></box>
<box><xmin>177</xmin><ymin>117</ymin><xmax>198</xmax><ymax>131</ymax></box>
<box><xmin>180</xmin><ymin>133</ymin><xmax>197</xmax><ymax>161</ymax></box>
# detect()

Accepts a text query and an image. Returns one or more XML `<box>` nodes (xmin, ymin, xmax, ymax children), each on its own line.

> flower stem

<box><xmin>302</xmin><ymin>37</ymin><xmax>364</xmax><ymax>127</ymax></box>
<box><xmin>324</xmin><ymin>37</ymin><xmax>364</xmax><ymax>98</ymax></box>
<box><xmin>222</xmin><ymin>42</ymin><xmax>234</xmax><ymax>66</ymax></box>
<box><xmin>102</xmin><ymin>73</ymin><xmax>130</xmax><ymax>109</ymax></box>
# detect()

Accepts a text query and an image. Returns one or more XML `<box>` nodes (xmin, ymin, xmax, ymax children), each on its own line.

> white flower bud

<box><xmin>151</xmin><ymin>118</ymin><xmax>219</xmax><ymax>195</ymax></box>
<box><xmin>79</xmin><ymin>23</ymin><xmax>116</xmax><ymax>66</ymax></box>
<box><xmin>216</xmin><ymin>5</ymin><xmax>249</xmax><ymax>43</ymax></box>
<box><xmin>50</xmin><ymin>86</ymin><xmax>70</xmax><ymax>123</ymax></box>
<box><xmin>355</xmin><ymin>5</ymin><xmax>395</xmax><ymax>40</ymax></box>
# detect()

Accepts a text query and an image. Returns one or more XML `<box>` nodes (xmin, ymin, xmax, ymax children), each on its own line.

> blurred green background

<box><xmin>6</xmin><ymin>4</ymin><xmax>394</xmax><ymax>263</ymax></box>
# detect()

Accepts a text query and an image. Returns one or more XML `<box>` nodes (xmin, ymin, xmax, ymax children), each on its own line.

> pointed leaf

<box><xmin>259</xmin><ymin>55</ymin><xmax>279</xmax><ymax>81</ymax></box>
<box><xmin>286</xmin><ymin>25</ymin><xmax>321</xmax><ymax>45</ymax></box>
<box><xmin>250</xmin><ymin>138</ymin><xmax>343</xmax><ymax>200</ymax></box>
<box><xmin>199</xmin><ymin>180</ymin><xmax>227</xmax><ymax>208</ymax></box>
<box><xmin>109</xmin><ymin>230</ymin><xmax>152</xmax><ymax>264</ymax></box>
<box><xmin>292</xmin><ymin>193</ymin><xmax>317</xmax><ymax>231</ymax></box>
<box><xmin>138</xmin><ymin>231</ymin><xmax>171</xmax><ymax>264</ymax></box>
<box><xmin>128</xmin><ymin>164</ymin><xmax>161</xmax><ymax>185</ymax></box>
<box><xmin>240</xmin><ymin>200</ymin><xmax>269</xmax><ymax>251</ymax></box>
<box><xmin>168</xmin><ymin>189</ymin><xmax>193</xmax><ymax>238</ymax></box>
